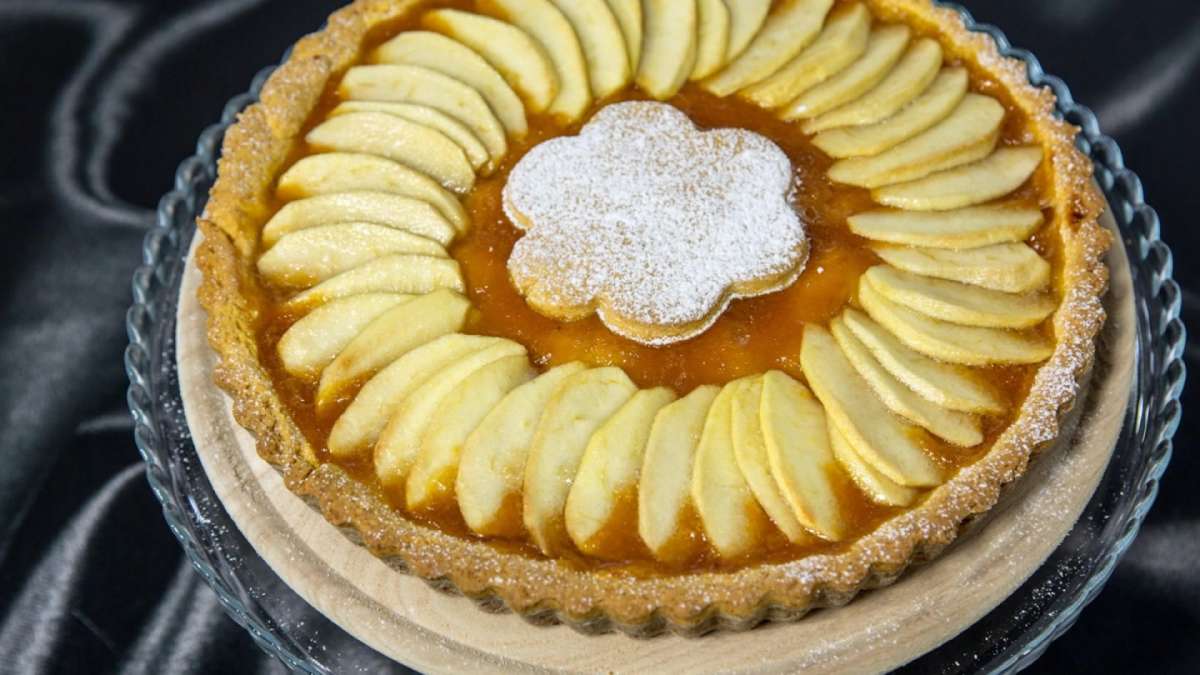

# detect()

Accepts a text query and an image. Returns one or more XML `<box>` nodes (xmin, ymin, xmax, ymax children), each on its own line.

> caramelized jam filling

<box><xmin>248</xmin><ymin>3</ymin><xmax>1055</xmax><ymax>573</ymax></box>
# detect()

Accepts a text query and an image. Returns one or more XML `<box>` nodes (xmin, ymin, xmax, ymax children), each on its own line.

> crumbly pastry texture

<box><xmin>504</xmin><ymin>101</ymin><xmax>807</xmax><ymax>345</ymax></box>
<box><xmin>197</xmin><ymin>0</ymin><xmax>1110</xmax><ymax>634</ymax></box>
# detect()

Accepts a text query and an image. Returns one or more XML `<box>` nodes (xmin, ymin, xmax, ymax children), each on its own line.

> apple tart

<box><xmin>198</xmin><ymin>0</ymin><xmax>1110</xmax><ymax>634</ymax></box>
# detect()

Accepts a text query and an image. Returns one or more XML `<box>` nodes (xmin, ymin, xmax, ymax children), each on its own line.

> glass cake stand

<box><xmin>124</xmin><ymin>3</ymin><xmax>1184</xmax><ymax>672</ymax></box>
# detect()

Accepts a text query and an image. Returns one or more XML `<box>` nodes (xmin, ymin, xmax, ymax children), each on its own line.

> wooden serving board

<box><xmin>177</xmin><ymin>212</ymin><xmax>1134</xmax><ymax>674</ymax></box>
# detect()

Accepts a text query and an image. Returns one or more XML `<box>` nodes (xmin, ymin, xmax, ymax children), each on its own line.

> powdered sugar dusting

<box><xmin>503</xmin><ymin>101</ymin><xmax>807</xmax><ymax>345</ymax></box>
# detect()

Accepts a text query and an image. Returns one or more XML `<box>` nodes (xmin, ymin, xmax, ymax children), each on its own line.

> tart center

<box><xmin>502</xmin><ymin>101</ymin><xmax>808</xmax><ymax>345</ymax></box>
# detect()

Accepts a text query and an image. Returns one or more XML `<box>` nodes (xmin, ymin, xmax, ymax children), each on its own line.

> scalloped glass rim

<box><xmin>123</xmin><ymin>4</ymin><xmax>1185</xmax><ymax>673</ymax></box>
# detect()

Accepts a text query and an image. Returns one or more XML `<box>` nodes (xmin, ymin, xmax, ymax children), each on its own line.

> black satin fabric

<box><xmin>0</xmin><ymin>1</ymin><xmax>1196</xmax><ymax>672</ymax></box>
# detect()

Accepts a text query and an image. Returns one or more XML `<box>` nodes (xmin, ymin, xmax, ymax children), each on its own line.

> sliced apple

<box><xmin>314</xmin><ymin>289</ymin><xmax>470</xmax><ymax>411</ymax></box>
<box><xmin>738</xmin><ymin>3</ymin><xmax>870</xmax><ymax>109</ymax></box>
<box><xmin>638</xmin><ymin>385</ymin><xmax>720</xmax><ymax>562</ymax></box>
<box><xmin>523</xmin><ymin>367</ymin><xmax>637</xmax><ymax>555</ymax></box>
<box><xmin>827</xmin><ymin>94</ymin><xmax>1004</xmax><ymax>188</ymax></box>
<box><xmin>421</xmin><ymin>9</ymin><xmax>559</xmax><ymax>114</ymax></box>
<box><xmin>481</xmin><ymin>0</ymin><xmax>591</xmax><ymax>121</ymax></box>
<box><xmin>307</xmin><ymin>112</ymin><xmax>474</xmax><ymax>193</ymax></box>
<box><xmin>837</xmin><ymin>130</ymin><xmax>995</xmax><ymax>190</ymax></box>
<box><xmin>327</xmin><ymin>333</ymin><xmax>496</xmax><ymax>459</ymax></box>
<box><xmin>831</xmin><ymin>315</ymin><xmax>982</xmax><ymax>446</ymax></box>
<box><xmin>827</xmin><ymin>419</ymin><xmax>917</xmax><ymax>507</ymax></box>
<box><xmin>551</xmin><ymin>0</ymin><xmax>630</xmax><ymax>98</ymax></box>
<box><xmin>605</xmin><ymin>0</ymin><xmax>642</xmax><ymax>72</ymax></box>
<box><xmin>723</xmin><ymin>0</ymin><xmax>771</xmax><ymax>62</ymax></box>
<box><xmin>729</xmin><ymin>376</ymin><xmax>812</xmax><ymax>544</ymax></box>
<box><xmin>376</xmin><ymin>341</ymin><xmax>527</xmax><ymax>489</ymax></box>
<box><xmin>758</xmin><ymin>370</ymin><xmax>847</xmax><ymax>540</ymax></box>
<box><xmin>847</xmin><ymin>202</ymin><xmax>1043</xmax><ymax>249</ymax></box>
<box><xmin>800</xmin><ymin>325</ymin><xmax>943</xmax><ymax>487</ymax></box>
<box><xmin>780</xmin><ymin>25</ymin><xmax>910</xmax><ymax>120</ymax></box>
<box><xmin>864</xmin><ymin>265</ymin><xmax>1056</xmax><ymax>329</ymax></box>
<box><xmin>690</xmin><ymin>0</ymin><xmax>731</xmax><ymax>80</ymax></box>
<box><xmin>371</xmin><ymin>30</ymin><xmax>527</xmax><ymax>140</ymax></box>
<box><xmin>813</xmin><ymin>67</ymin><xmax>968</xmax><ymax>158</ymax></box>
<box><xmin>804</xmin><ymin>37</ymin><xmax>942</xmax><ymax>133</ymax></box>
<box><xmin>873</xmin><ymin>242</ymin><xmax>1051</xmax><ymax>293</ymax></box>
<box><xmin>701</xmin><ymin>0</ymin><xmax>833</xmax><ymax>97</ymax></box>
<box><xmin>275</xmin><ymin>153</ymin><xmax>468</xmax><ymax>232</ymax></box>
<box><xmin>873</xmin><ymin>145</ymin><xmax>1044</xmax><ymax>211</ymax></box>
<box><xmin>691</xmin><ymin>380</ymin><xmax>772</xmax><ymax>559</ymax></box>
<box><xmin>332</xmin><ymin>101</ymin><xmax>492</xmax><ymax>175</ymax></box>
<box><xmin>258</xmin><ymin>223</ymin><xmax>446</xmax><ymax>288</ymax></box>
<box><xmin>283</xmin><ymin>255</ymin><xmax>464</xmax><ymax>316</ymax></box>
<box><xmin>405</xmin><ymin>355</ymin><xmax>535</xmax><ymax>512</ymax></box>
<box><xmin>840</xmin><ymin>308</ymin><xmax>1003</xmax><ymax>414</ymax></box>
<box><xmin>339</xmin><ymin>64</ymin><xmax>507</xmax><ymax>164</ymax></box>
<box><xmin>277</xmin><ymin>294</ymin><xmax>411</xmax><ymax>380</ymax></box>
<box><xmin>564</xmin><ymin>387</ymin><xmax>676</xmax><ymax>557</ymax></box>
<box><xmin>857</xmin><ymin>280</ymin><xmax>1054</xmax><ymax>366</ymax></box>
<box><xmin>637</xmin><ymin>0</ymin><xmax>698</xmax><ymax>100</ymax></box>
<box><xmin>456</xmin><ymin>363</ymin><xmax>588</xmax><ymax>537</ymax></box>
<box><xmin>261</xmin><ymin>192</ymin><xmax>457</xmax><ymax>248</ymax></box>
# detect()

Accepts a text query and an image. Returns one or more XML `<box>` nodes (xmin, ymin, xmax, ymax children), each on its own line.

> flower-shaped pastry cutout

<box><xmin>503</xmin><ymin>101</ymin><xmax>808</xmax><ymax>345</ymax></box>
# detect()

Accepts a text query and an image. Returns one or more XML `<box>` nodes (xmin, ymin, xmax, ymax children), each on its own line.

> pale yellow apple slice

<box><xmin>691</xmin><ymin>380</ymin><xmax>772</xmax><ymax>559</ymax></box>
<box><xmin>331</xmin><ymin>101</ymin><xmax>491</xmax><ymax>174</ymax></box>
<box><xmin>376</xmin><ymin>341</ymin><xmax>527</xmax><ymax>489</ymax></box>
<box><xmin>800</xmin><ymin>325</ymin><xmax>943</xmax><ymax>487</ymax></box>
<box><xmin>858</xmin><ymin>280</ymin><xmax>1054</xmax><ymax>366</ymax></box>
<box><xmin>605</xmin><ymin>0</ymin><xmax>642</xmax><ymax>71</ymax></box>
<box><xmin>873</xmin><ymin>242</ymin><xmax>1051</xmax><ymax>293</ymax></box>
<box><xmin>283</xmin><ymin>255</ymin><xmax>464</xmax><ymax>316</ymax></box>
<box><xmin>275</xmin><ymin>154</ymin><xmax>468</xmax><ymax>232</ymax></box>
<box><xmin>339</xmin><ymin>64</ymin><xmax>507</xmax><ymax>164</ymax></box>
<box><xmin>456</xmin><ymin>362</ymin><xmax>588</xmax><ymax>537</ymax></box>
<box><xmin>551</xmin><ymin>0</ymin><xmax>630</xmax><ymax>98</ymax></box>
<box><xmin>864</xmin><ymin>265</ymin><xmax>1056</xmax><ymax>329</ymax></box>
<box><xmin>758</xmin><ymin>370</ymin><xmax>847</xmax><ymax>540</ymax></box>
<box><xmin>813</xmin><ymin>66</ymin><xmax>967</xmax><ymax>158</ymax></box>
<box><xmin>523</xmin><ymin>367</ymin><xmax>637</xmax><ymax>555</ymax></box>
<box><xmin>738</xmin><ymin>3</ymin><xmax>870</xmax><ymax>109</ymax></box>
<box><xmin>873</xmin><ymin>145</ymin><xmax>1044</xmax><ymax>210</ymax></box>
<box><xmin>701</xmin><ymin>0</ymin><xmax>833</xmax><ymax>97</ymax></box>
<box><xmin>261</xmin><ymin>192</ymin><xmax>457</xmax><ymax>248</ymax></box>
<box><xmin>371</xmin><ymin>30</ymin><xmax>527</xmax><ymax>140</ymax></box>
<box><xmin>827</xmin><ymin>94</ymin><xmax>1004</xmax><ymax>188</ymax></box>
<box><xmin>277</xmin><ymin>294</ymin><xmax>411</xmax><ymax>380</ymax></box>
<box><xmin>377</xmin><ymin>347</ymin><xmax>527</xmax><ymax>487</ymax></box>
<box><xmin>314</xmin><ymin>289</ymin><xmax>470</xmax><ymax>411</ymax></box>
<box><xmin>847</xmin><ymin>202</ymin><xmax>1043</xmax><ymax>249</ymax></box>
<box><xmin>723</xmin><ymin>0</ymin><xmax>771</xmax><ymax>62</ymax></box>
<box><xmin>840</xmin><ymin>308</ymin><xmax>1004</xmax><ymax>414</ymax></box>
<box><xmin>421</xmin><ymin>9</ymin><xmax>559</xmax><ymax>114</ymax></box>
<box><xmin>405</xmin><ymin>355</ymin><xmax>535</xmax><ymax>512</ymax></box>
<box><xmin>327</xmin><ymin>333</ymin><xmax>495</xmax><ymax>459</ymax></box>
<box><xmin>307</xmin><ymin>112</ymin><xmax>475</xmax><ymax>194</ymax></box>
<box><xmin>690</xmin><ymin>0</ymin><xmax>730</xmax><ymax>81</ymax></box>
<box><xmin>481</xmin><ymin>0</ymin><xmax>591</xmax><ymax>121</ymax></box>
<box><xmin>780</xmin><ymin>25</ymin><xmax>910</xmax><ymax>120</ymax></box>
<box><xmin>729</xmin><ymin>376</ymin><xmax>812</xmax><ymax>544</ymax></box>
<box><xmin>258</xmin><ymin>223</ymin><xmax>446</xmax><ymax>288</ymax></box>
<box><xmin>805</xmin><ymin>38</ymin><xmax>942</xmax><ymax>133</ymax></box>
<box><xmin>637</xmin><ymin>0</ymin><xmax>698</xmax><ymax>100</ymax></box>
<box><xmin>830</xmin><ymin>315</ymin><xmax>982</xmax><ymax>446</ymax></box>
<box><xmin>638</xmin><ymin>385</ymin><xmax>720</xmax><ymax>562</ymax></box>
<box><xmin>827</xmin><ymin>419</ymin><xmax>917</xmax><ymax>507</ymax></box>
<box><xmin>564</xmin><ymin>387</ymin><xmax>676</xmax><ymax>557</ymax></box>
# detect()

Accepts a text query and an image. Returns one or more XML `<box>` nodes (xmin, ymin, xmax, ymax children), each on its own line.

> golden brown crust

<box><xmin>196</xmin><ymin>0</ymin><xmax>1110</xmax><ymax>634</ymax></box>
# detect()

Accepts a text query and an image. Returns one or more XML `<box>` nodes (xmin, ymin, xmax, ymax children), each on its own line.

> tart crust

<box><xmin>196</xmin><ymin>0</ymin><xmax>1109</xmax><ymax>634</ymax></box>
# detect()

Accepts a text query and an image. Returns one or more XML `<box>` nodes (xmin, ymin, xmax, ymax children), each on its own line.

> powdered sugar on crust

<box><xmin>503</xmin><ymin>101</ymin><xmax>808</xmax><ymax>345</ymax></box>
